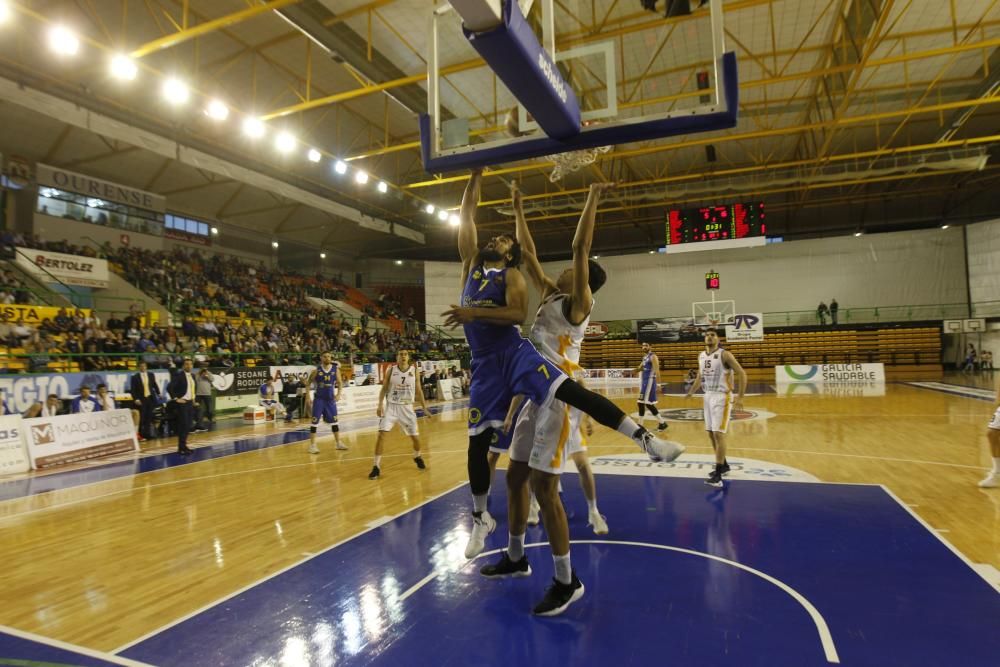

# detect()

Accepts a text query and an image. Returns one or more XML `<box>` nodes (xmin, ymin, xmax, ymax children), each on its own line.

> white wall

<box><xmin>426</xmin><ymin>227</ymin><xmax>968</xmax><ymax>325</ymax></box>
<box><xmin>34</xmin><ymin>213</ymin><xmax>164</xmax><ymax>251</ymax></box>
<box><xmin>966</xmin><ymin>218</ymin><xmax>1000</xmax><ymax>316</ymax></box>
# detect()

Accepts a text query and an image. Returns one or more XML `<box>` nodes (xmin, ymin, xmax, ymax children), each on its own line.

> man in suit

<box><xmin>168</xmin><ymin>357</ymin><xmax>197</xmax><ymax>455</ymax></box>
<box><xmin>130</xmin><ymin>360</ymin><xmax>160</xmax><ymax>442</ymax></box>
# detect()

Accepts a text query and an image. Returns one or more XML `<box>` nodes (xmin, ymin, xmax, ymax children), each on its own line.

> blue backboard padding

<box><xmin>462</xmin><ymin>0</ymin><xmax>581</xmax><ymax>140</ymax></box>
<box><xmin>420</xmin><ymin>51</ymin><xmax>739</xmax><ymax>173</ymax></box>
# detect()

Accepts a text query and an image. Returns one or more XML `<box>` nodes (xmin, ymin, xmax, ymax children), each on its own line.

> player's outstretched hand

<box><xmin>441</xmin><ymin>305</ymin><xmax>474</xmax><ymax>328</ymax></box>
<box><xmin>510</xmin><ymin>180</ymin><xmax>521</xmax><ymax>206</ymax></box>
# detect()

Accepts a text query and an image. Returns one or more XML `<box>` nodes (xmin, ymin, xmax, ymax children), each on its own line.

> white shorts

<box><xmin>703</xmin><ymin>391</ymin><xmax>734</xmax><ymax>433</ymax></box>
<box><xmin>509</xmin><ymin>399</ymin><xmax>586</xmax><ymax>475</ymax></box>
<box><xmin>989</xmin><ymin>407</ymin><xmax>1000</xmax><ymax>431</ymax></box>
<box><xmin>379</xmin><ymin>402</ymin><xmax>419</xmax><ymax>436</ymax></box>
<box><xmin>261</xmin><ymin>399</ymin><xmax>286</xmax><ymax>415</ymax></box>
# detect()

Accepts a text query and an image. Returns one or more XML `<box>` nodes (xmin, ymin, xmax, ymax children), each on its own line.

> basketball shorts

<box><xmin>703</xmin><ymin>391</ymin><xmax>734</xmax><ymax>433</ymax></box>
<box><xmin>989</xmin><ymin>407</ymin><xmax>1000</xmax><ymax>431</ymax></box>
<box><xmin>312</xmin><ymin>398</ymin><xmax>338</xmax><ymax>424</ymax></box>
<box><xmin>379</xmin><ymin>402</ymin><xmax>418</xmax><ymax>436</ymax></box>
<box><xmin>639</xmin><ymin>377</ymin><xmax>658</xmax><ymax>404</ymax></box>
<box><xmin>468</xmin><ymin>340</ymin><xmax>567</xmax><ymax>436</ymax></box>
<box><xmin>509</xmin><ymin>399</ymin><xmax>586</xmax><ymax>475</ymax></box>
<box><xmin>489</xmin><ymin>399</ymin><xmax>526</xmax><ymax>454</ymax></box>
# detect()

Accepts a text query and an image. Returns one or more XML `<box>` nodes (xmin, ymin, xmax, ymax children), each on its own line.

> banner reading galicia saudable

<box><xmin>24</xmin><ymin>408</ymin><xmax>138</xmax><ymax>470</ymax></box>
<box><xmin>775</xmin><ymin>363</ymin><xmax>885</xmax><ymax>384</ymax></box>
<box><xmin>0</xmin><ymin>414</ymin><xmax>29</xmax><ymax>475</ymax></box>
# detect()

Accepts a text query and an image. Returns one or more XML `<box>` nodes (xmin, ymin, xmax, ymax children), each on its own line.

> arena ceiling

<box><xmin>0</xmin><ymin>0</ymin><xmax>998</xmax><ymax>262</ymax></box>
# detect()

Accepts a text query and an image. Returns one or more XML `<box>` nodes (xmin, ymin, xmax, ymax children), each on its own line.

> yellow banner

<box><xmin>0</xmin><ymin>305</ymin><xmax>93</xmax><ymax>325</ymax></box>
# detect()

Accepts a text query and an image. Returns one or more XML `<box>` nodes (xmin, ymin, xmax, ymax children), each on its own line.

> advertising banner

<box><xmin>725</xmin><ymin>313</ymin><xmax>764</xmax><ymax>341</ymax></box>
<box><xmin>0</xmin><ymin>304</ymin><xmax>93</xmax><ymax>325</ymax></box>
<box><xmin>775</xmin><ymin>363</ymin><xmax>886</xmax><ymax>384</ymax></box>
<box><xmin>0</xmin><ymin>370</ymin><xmax>173</xmax><ymax>414</ymax></box>
<box><xmin>37</xmin><ymin>162</ymin><xmax>167</xmax><ymax>212</ymax></box>
<box><xmin>0</xmin><ymin>414</ymin><xmax>29</xmax><ymax>475</ymax></box>
<box><xmin>15</xmin><ymin>248</ymin><xmax>110</xmax><ymax>288</ymax></box>
<box><xmin>636</xmin><ymin>318</ymin><xmax>701</xmax><ymax>343</ymax></box>
<box><xmin>437</xmin><ymin>378</ymin><xmax>465</xmax><ymax>401</ymax></box>
<box><xmin>24</xmin><ymin>408</ymin><xmax>138</xmax><ymax>469</ymax></box>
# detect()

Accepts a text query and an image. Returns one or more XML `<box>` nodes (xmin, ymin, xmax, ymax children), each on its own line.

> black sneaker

<box><xmin>705</xmin><ymin>468</ymin><xmax>724</xmax><ymax>488</ymax></box>
<box><xmin>479</xmin><ymin>551</ymin><xmax>532</xmax><ymax>579</ymax></box>
<box><xmin>720</xmin><ymin>460</ymin><xmax>731</xmax><ymax>477</ymax></box>
<box><xmin>533</xmin><ymin>572</ymin><xmax>585</xmax><ymax>616</ymax></box>
<box><xmin>656</xmin><ymin>421</ymin><xmax>669</xmax><ymax>431</ymax></box>
<box><xmin>368</xmin><ymin>466</ymin><xmax>380</xmax><ymax>480</ymax></box>
<box><xmin>414</xmin><ymin>455</ymin><xmax>426</xmax><ymax>470</ymax></box>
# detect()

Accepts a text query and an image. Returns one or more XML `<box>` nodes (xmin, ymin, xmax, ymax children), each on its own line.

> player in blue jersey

<box><xmin>305</xmin><ymin>352</ymin><xmax>347</xmax><ymax>454</ymax></box>
<box><xmin>441</xmin><ymin>169</ymin><xmax>684</xmax><ymax>601</ymax></box>
<box><xmin>636</xmin><ymin>342</ymin><xmax>668</xmax><ymax>431</ymax></box>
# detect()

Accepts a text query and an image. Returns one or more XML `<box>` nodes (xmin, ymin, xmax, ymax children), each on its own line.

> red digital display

<box><xmin>666</xmin><ymin>202</ymin><xmax>765</xmax><ymax>245</ymax></box>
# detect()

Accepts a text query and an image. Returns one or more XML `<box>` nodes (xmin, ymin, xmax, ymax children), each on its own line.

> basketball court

<box><xmin>2</xmin><ymin>377</ymin><xmax>999</xmax><ymax>665</ymax></box>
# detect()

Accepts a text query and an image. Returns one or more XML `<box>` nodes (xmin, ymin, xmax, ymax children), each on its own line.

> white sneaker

<box><xmin>335</xmin><ymin>442</ymin><xmax>349</xmax><ymax>451</ymax></box>
<box><xmin>308</xmin><ymin>443</ymin><xmax>320</xmax><ymax>455</ymax></box>
<box><xmin>526</xmin><ymin>499</ymin><xmax>541</xmax><ymax>526</ymax></box>
<box><xmin>588</xmin><ymin>510</ymin><xmax>609</xmax><ymax>535</ymax></box>
<box><xmin>979</xmin><ymin>472</ymin><xmax>999</xmax><ymax>488</ymax></box>
<box><xmin>465</xmin><ymin>511</ymin><xmax>496</xmax><ymax>559</ymax></box>
<box><xmin>636</xmin><ymin>430</ymin><xmax>685</xmax><ymax>463</ymax></box>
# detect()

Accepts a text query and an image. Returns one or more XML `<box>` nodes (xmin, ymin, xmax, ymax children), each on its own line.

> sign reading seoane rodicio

<box><xmin>37</xmin><ymin>163</ymin><xmax>166</xmax><ymax>213</ymax></box>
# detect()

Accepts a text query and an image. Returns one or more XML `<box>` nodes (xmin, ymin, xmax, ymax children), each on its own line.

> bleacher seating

<box><xmin>581</xmin><ymin>324</ymin><xmax>943</xmax><ymax>375</ymax></box>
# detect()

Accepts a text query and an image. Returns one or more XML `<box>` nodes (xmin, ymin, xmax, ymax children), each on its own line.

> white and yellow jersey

<box><xmin>387</xmin><ymin>364</ymin><xmax>416</xmax><ymax>405</ymax></box>
<box><xmin>698</xmin><ymin>347</ymin><xmax>733</xmax><ymax>394</ymax></box>
<box><xmin>529</xmin><ymin>292</ymin><xmax>590</xmax><ymax>377</ymax></box>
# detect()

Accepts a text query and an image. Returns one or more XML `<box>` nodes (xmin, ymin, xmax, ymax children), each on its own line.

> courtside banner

<box><xmin>24</xmin><ymin>408</ymin><xmax>138</xmax><ymax>470</ymax></box>
<box><xmin>437</xmin><ymin>378</ymin><xmax>464</xmax><ymax>401</ymax></box>
<box><xmin>0</xmin><ymin>414</ymin><xmax>29</xmax><ymax>475</ymax></box>
<box><xmin>775</xmin><ymin>363</ymin><xmax>885</xmax><ymax>384</ymax></box>
<box><xmin>15</xmin><ymin>248</ymin><xmax>110</xmax><ymax>288</ymax></box>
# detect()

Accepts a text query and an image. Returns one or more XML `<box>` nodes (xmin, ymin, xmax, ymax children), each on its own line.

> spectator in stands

<box><xmin>195</xmin><ymin>367</ymin><xmax>215</xmax><ymax>429</ymax></box>
<box><xmin>12</xmin><ymin>318</ymin><xmax>32</xmax><ymax>344</ymax></box>
<box><xmin>54</xmin><ymin>308</ymin><xmax>72</xmax><ymax>332</ymax></box>
<box><xmin>25</xmin><ymin>394</ymin><xmax>62</xmax><ymax>418</ymax></box>
<box><xmin>71</xmin><ymin>385</ymin><xmax>102</xmax><ymax>413</ymax></box>
<box><xmin>95</xmin><ymin>384</ymin><xmax>117</xmax><ymax>412</ymax></box>
<box><xmin>106</xmin><ymin>315</ymin><xmax>124</xmax><ymax>331</ymax></box>
<box><xmin>130</xmin><ymin>360</ymin><xmax>160</xmax><ymax>441</ymax></box>
<box><xmin>817</xmin><ymin>301</ymin><xmax>829</xmax><ymax>325</ymax></box>
<box><xmin>830</xmin><ymin>298</ymin><xmax>839</xmax><ymax>325</ymax></box>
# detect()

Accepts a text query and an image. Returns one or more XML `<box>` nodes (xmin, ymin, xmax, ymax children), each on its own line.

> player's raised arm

<box><xmin>569</xmin><ymin>182</ymin><xmax>614</xmax><ymax>324</ymax></box>
<box><xmin>511</xmin><ymin>181</ymin><xmax>552</xmax><ymax>295</ymax></box>
<box><xmin>458</xmin><ymin>168</ymin><xmax>483</xmax><ymax>280</ymax></box>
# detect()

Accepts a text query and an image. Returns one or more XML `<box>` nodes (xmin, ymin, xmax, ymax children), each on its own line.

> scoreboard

<box><xmin>667</xmin><ymin>202</ymin><xmax>766</xmax><ymax>246</ymax></box>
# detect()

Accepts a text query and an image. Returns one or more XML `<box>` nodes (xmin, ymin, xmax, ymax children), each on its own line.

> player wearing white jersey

<box><xmin>979</xmin><ymin>381</ymin><xmax>1000</xmax><ymax>488</ymax></box>
<box><xmin>369</xmin><ymin>349</ymin><xmax>430</xmax><ymax>480</ymax></box>
<box><xmin>685</xmin><ymin>329</ymin><xmax>747</xmax><ymax>487</ymax></box>
<box><xmin>479</xmin><ymin>181</ymin><xmax>685</xmax><ymax>617</ymax></box>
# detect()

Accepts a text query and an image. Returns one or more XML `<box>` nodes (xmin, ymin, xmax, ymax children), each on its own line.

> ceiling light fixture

<box><xmin>424</xmin><ymin>204</ymin><xmax>435</xmax><ymax>214</ymax></box>
<box><xmin>307</xmin><ymin>148</ymin><xmax>321</xmax><ymax>163</ymax></box>
<box><xmin>320</xmin><ymin>252</ymin><xmax>327</xmax><ymax>259</ymax></box>
<box><xmin>354</xmin><ymin>170</ymin><xmax>369</xmax><ymax>185</ymax></box>
<box><xmin>377</xmin><ymin>181</ymin><xmax>388</xmax><ymax>194</ymax></box>
<box><xmin>162</xmin><ymin>78</ymin><xmax>190</xmax><ymax>105</ymax></box>
<box><xmin>448</xmin><ymin>214</ymin><xmax>460</xmax><ymax>227</ymax></box>
<box><xmin>437</xmin><ymin>209</ymin><xmax>448</xmax><ymax>221</ymax></box>
<box><xmin>110</xmin><ymin>54</ymin><xmax>137</xmax><ymax>80</ymax></box>
<box><xmin>242</xmin><ymin>117</ymin><xmax>266</xmax><ymax>138</ymax></box>
<box><xmin>205</xmin><ymin>99</ymin><xmax>229</xmax><ymax>121</ymax></box>
<box><xmin>334</xmin><ymin>160</ymin><xmax>347</xmax><ymax>175</ymax></box>
<box><xmin>271</xmin><ymin>241</ymin><xmax>279</xmax><ymax>249</ymax></box>
<box><xmin>48</xmin><ymin>26</ymin><xmax>80</xmax><ymax>56</ymax></box>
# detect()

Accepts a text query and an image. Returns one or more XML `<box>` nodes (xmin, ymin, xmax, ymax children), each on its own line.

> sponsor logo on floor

<box><xmin>634</xmin><ymin>407</ymin><xmax>777</xmax><ymax>423</ymax></box>
<box><xmin>590</xmin><ymin>453</ymin><xmax>818</xmax><ymax>482</ymax></box>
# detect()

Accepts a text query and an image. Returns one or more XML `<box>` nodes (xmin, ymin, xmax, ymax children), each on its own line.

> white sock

<box><xmin>617</xmin><ymin>416</ymin><xmax>642</xmax><ymax>439</ymax></box>
<box><xmin>508</xmin><ymin>533</ymin><xmax>525</xmax><ymax>561</ymax></box>
<box><xmin>374</xmin><ymin>455</ymin><xmax>382</xmax><ymax>466</ymax></box>
<box><xmin>993</xmin><ymin>457</ymin><xmax>1000</xmax><ymax>473</ymax></box>
<box><xmin>413</xmin><ymin>451</ymin><xmax>422</xmax><ymax>459</ymax></box>
<box><xmin>553</xmin><ymin>553</ymin><xmax>572</xmax><ymax>585</ymax></box>
<box><xmin>557</xmin><ymin>480</ymin><xmax>564</xmax><ymax>494</ymax></box>
<box><xmin>587</xmin><ymin>498</ymin><xmax>598</xmax><ymax>514</ymax></box>
<box><xmin>473</xmin><ymin>493</ymin><xmax>488</xmax><ymax>515</ymax></box>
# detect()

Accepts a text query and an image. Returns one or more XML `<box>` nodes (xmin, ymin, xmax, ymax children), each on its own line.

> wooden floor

<box><xmin>1</xmin><ymin>373</ymin><xmax>998</xmax><ymax>653</ymax></box>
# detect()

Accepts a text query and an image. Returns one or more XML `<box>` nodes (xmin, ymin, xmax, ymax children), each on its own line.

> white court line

<box><xmin>110</xmin><ymin>480</ymin><xmax>468</xmax><ymax>655</ymax></box>
<box><xmin>0</xmin><ymin>448</ymin><xmax>471</xmax><ymax>521</ymax></box>
<box><xmin>879</xmin><ymin>485</ymin><xmax>1000</xmax><ymax>593</ymax></box>
<box><xmin>399</xmin><ymin>541</ymin><xmax>840</xmax><ymax>664</ymax></box>
<box><xmin>0</xmin><ymin>624</ymin><xmax>155</xmax><ymax>666</ymax></box>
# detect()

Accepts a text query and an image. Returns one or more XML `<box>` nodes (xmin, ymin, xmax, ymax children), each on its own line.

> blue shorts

<box><xmin>312</xmin><ymin>398</ymin><xmax>338</xmax><ymax>424</ymax></box>
<box><xmin>639</xmin><ymin>376</ymin><xmax>658</xmax><ymax>404</ymax></box>
<box><xmin>468</xmin><ymin>340</ymin><xmax>566</xmax><ymax>436</ymax></box>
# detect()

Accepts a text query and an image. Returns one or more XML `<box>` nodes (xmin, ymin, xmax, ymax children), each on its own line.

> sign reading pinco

<box><xmin>15</xmin><ymin>248</ymin><xmax>109</xmax><ymax>288</ymax></box>
<box><xmin>584</xmin><ymin>322</ymin><xmax>609</xmax><ymax>340</ymax></box>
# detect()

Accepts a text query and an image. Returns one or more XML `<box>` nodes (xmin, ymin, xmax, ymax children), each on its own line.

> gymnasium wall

<box><xmin>965</xmin><ymin>217</ymin><xmax>1000</xmax><ymax>317</ymax></box>
<box><xmin>425</xmin><ymin>227</ymin><xmax>968</xmax><ymax>328</ymax></box>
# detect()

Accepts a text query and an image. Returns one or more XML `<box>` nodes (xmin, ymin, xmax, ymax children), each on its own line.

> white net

<box><xmin>549</xmin><ymin>145</ymin><xmax>612</xmax><ymax>182</ymax></box>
